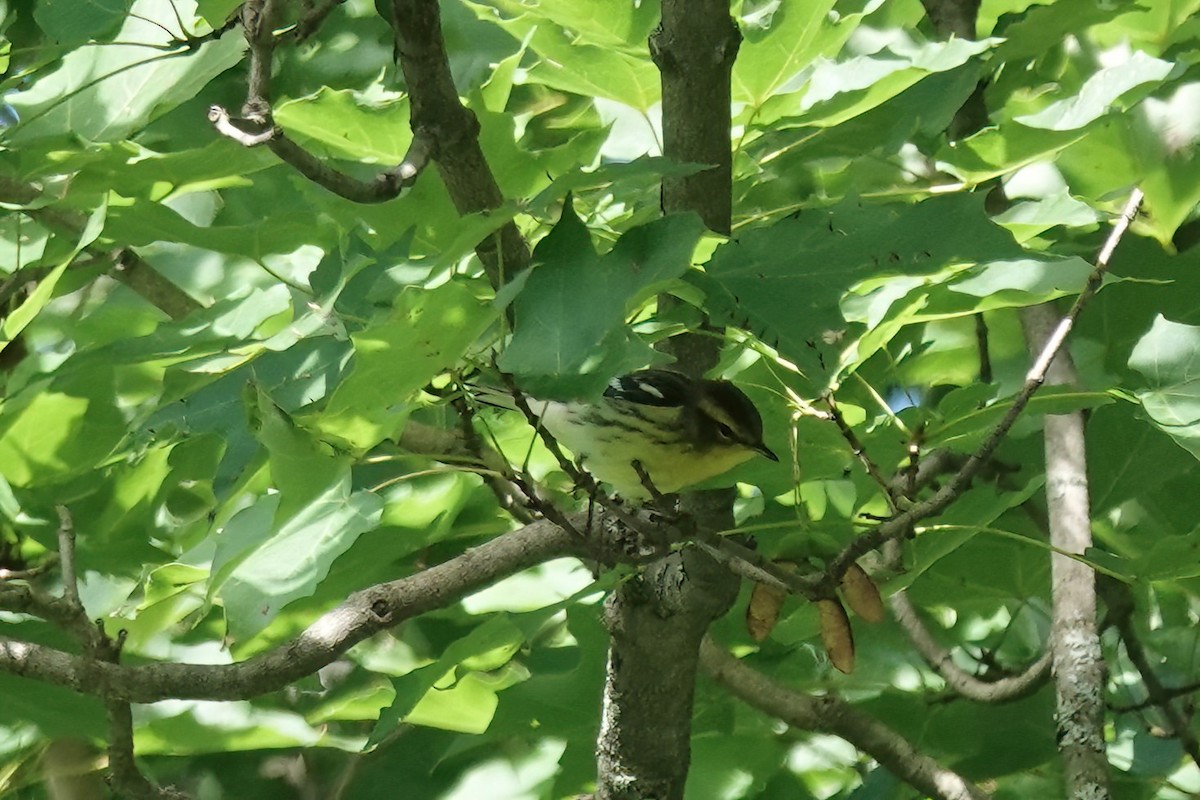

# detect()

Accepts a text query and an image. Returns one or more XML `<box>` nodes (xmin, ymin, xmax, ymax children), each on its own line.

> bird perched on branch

<box><xmin>518</xmin><ymin>369</ymin><xmax>778</xmax><ymax>499</ymax></box>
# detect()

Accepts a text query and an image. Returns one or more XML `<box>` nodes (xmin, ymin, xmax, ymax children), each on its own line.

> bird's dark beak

<box><xmin>755</xmin><ymin>442</ymin><xmax>779</xmax><ymax>461</ymax></box>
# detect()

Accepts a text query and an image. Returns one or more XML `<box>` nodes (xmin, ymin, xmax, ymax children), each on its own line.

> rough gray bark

<box><xmin>1022</xmin><ymin>304</ymin><xmax>1111</xmax><ymax>799</ymax></box>
<box><xmin>389</xmin><ymin>0</ymin><xmax>530</xmax><ymax>289</ymax></box>
<box><xmin>593</xmin><ymin>3</ymin><xmax>742</xmax><ymax>798</ymax></box>
<box><xmin>595</xmin><ymin>540</ymin><xmax>739</xmax><ymax>799</ymax></box>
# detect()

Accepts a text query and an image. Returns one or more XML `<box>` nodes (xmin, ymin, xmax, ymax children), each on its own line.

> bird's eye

<box><xmin>715</xmin><ymin>422</ymin><xmax>736</xmax><ymax>441</ymax></box>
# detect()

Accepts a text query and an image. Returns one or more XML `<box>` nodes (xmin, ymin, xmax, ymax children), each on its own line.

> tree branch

<box><xmin>700</xmin><ymin>638</ymin><xmax>990</xmax><ymax>800</ymax></box>
<box><xmin>1101</xmin><ymin>579</ymin><xmax>1200</xmax><ymax>770</ymax></box>
<box><xmin>0</xmin><ymin>177</ymin><xmax>202</xmax><ymax>320</ymax></box>
<box><xmin>822</xmin><ymin>189</ymin><xmax>1143</xmax><ymax>589</ymax></box>
<box><xmin>881</xmin><ymin>453</ymin><xmax>1052</xmax><ymax>703</ymax></box>
<box><xmin>53</xmin><ymin>507</ymin><xmax>186</xmax><ymax>798</ymax></box>
<box><xmin>389</xmin><ymin>0</ymin><xmax>530</xmax><ymax>289</ymax></box>
<box><xmin>592</xmin><ymin>4</ymin><xmax>744</xmax><ymax>799</ymax></box>
<box><xmin>889</xmin><ymin>591</ymin><xmax>1051</xmax><ymax>702</ymax></box>
<box><xmin>209</xmin><ymin>1</ymin><xmax>433</xmax><ymax>203</ymax></box>
<box><xmin>1022</xmin><ymin>300</ymin><xmax>1110</xmax><ymax>796</ymax></box>
<box><xmin>1011</xmin><ymin>190</ymin><xmax>1142</xmax><ymax>796</ymax></box>
<box><xmin>0</xmin><ymin>519</ymin><xmax>580</xmax><ymax>702</ymax></box>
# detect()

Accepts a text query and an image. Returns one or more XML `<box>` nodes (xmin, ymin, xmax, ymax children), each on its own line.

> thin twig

<box><xmin>0</xmin><ymin>554</ymin><xmax>59</xmax><ymax>581</ymax></box>
<box><xmin>822</xmin><ymin>394</ymin><xmax>901</xmax><ymax>512</ymax></box>
<box><xmin>975</xmin><ymin>313</ymin><xmax>992</xmax><ymax>383</ymax></box>
<box><xmin>1103</xmin><ymin>579</ymin><xmax>1200</xmax><ymax>769</ymax></box>
<box><xmin>697</xmin><ymin>539</ymin><xmax>823</xmax><ymax>599</ymax></box>
<box><xmin>1111</xmin><ymin>681</ymin><xmax>1200</xmax><ymax>713</ymax></box>
<box><xmin>242</xmin><ymin>0</ymin><xmax>281</xmax><ymax>115</ymax></box>
<box><xmin>289</xmin><ymin>0</ymin><xmax>345</xmax><ymax>41</ymax></box>
<box><xmin>55</xmin><ymin>506</ymin><xmax>80</xmax><ymax>609</ymax></box>
<box><xmin>889</xmin><ymin>590</ymin><xmax>1051</xmax><ymax>703</ymax></box>
<box><xmin>447</xmin><ymin>393</ymin><xmax>536</xmax><ymax>523</ymax></box>
<box><xmin>211</xmin><ymin>0</ymin><xmax>431</xmax><ymax>202</ymax></box>
<box><xmin>821</xmin><ymin>188</ymin><xmax>1143</xmax><ymax>588</ymax></box>
<box><xmin>52</xmin><ymin>509</ymin><xmax>184</xmax><ymax>797</ymax></box>
<box><xmin>631</xmin><ymin>460</ymin><xmax>672</xmax><ymax>511</ymax></box>
<box><xmin>207</xmin><ymin>105</ymin><xmax>274</xmax><ymax>145</ymax></box>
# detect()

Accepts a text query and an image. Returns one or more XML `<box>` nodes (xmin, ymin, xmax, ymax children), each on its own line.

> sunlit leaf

<box><xmin>1129</xmin><ymin>314</ymin><xmax>1200</xmax><ymax>460</ymax></box>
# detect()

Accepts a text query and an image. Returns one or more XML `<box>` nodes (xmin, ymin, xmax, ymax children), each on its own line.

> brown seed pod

<box><xmin>840</xmin><ymin>562</ymin><xmax>885</xmax><ymax>623</ymax></box>
<box><xmin>746</xmin><ymin>581</ymin><xmax>788</xmax><ymax>642</ymax></box>
<box><xmin>818</xmin><ymin>598</ymin><xmax>855</xmax><ymax>674</ymax></box>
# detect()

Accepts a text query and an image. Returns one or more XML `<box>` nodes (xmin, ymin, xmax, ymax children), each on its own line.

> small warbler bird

<box><xmin>529</xmin><ymin>369</ymin><xmax>778</xmax><ymax>499</ymax></box>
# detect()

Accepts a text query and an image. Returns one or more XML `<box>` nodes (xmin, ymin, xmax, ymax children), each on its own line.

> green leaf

<box><xmin>43</xmin><ymin>139</ymin><xmax>278</xmax><ymax>198</ymax></box>
<box><xmin>104</xmin><ymin>198</ymin><xmax>336</xmax><ymax>259</ymax></box>
<box><xmin>732</xmin><ymin>0</ymin><xmax>843</xmax><ymax>107</ymax></box>
<box><xmin>927</xmin><ymin>386</ymin><xmax>1114</xmax><ymax>452</ymax></box>
<box><xmin>1131</xmin><ymin>528</ymin><xmax>1200</xmax><ymax>581</ymax></box>
<box><xmin>704</xmin><ymin>193</ymin><xmax>1023</xmax><ymax>385</ymax></box>
<box><xmin>6</xmin><ymin>0</ymin><xmax>246</xmax><ymax>143</ymax></box>
<box><xmin>316</xmin><ymin>281</ymin><xmax>496</xmax><ymax>449</ymax></box>
<box><xmin>33</xmin><ymin>0</ymin><xmax>133</xmax><ymax>46</ymax></box>
<box><xmin>484</xmin><ymin>0</ymin><xmax>658</xmax><ymax>47</ymax></box>
<box><xmin>468</xmin><ymin>1</ymin><xmax>659</xmax><ymax>110</ymax></box>
<box><xmin>499</xmin><ymin>205</ymin><xmax>707</xmax><ymax>396</ymax></box>
<box><xmin>0</xmin><ymin>674</ymin><xmax>107</xmax><ymax>739</ymax></box>
<box><xmin>1014</xmin><ymin>51</ymin><xmax>1176</xmax><ymax>131</ymax></box>
<box><xmin>1127</xmin><ymin>83</ymin><xmax>1200</xmax><ymax>243</ymax></box>
<box><xmin>1128</xmin><ymin>314</ymin><xmax>1200</xmax><ymax>459</ymax></box>
<box><xmin>196</xmin><ymin>0</ymin><xmax>243</xmax><ymax>28</ymax></box>
<box><xmin>992</xmin><ymin>191</ymin><xmax>1103</xmax><ymax>242</ymax></box>
<box><xmin>1</xmin><ymin>201</ymin><xmax>106</xmax><ymax>355</ymax></box>
<box><xmin>219</xmin><ymin>483</ymin><xmax>383</xmax><ymax>641</ymax></box>
<box><xmin>274</xmin><ymin>88</ymin><xmax>413</xmax><ymax>164</ymax></box>
<box><xmin>0</xmin><ymin>388</ymin><xmax>127</xmax><ymax>487</ymax></box>
<box><xmin>255</xmin><ymin>388</ymin><xmax>348</xmax><ymax>521</ymax></box>
<box><xmin>369</xmin><ymin>615</ymin><xmax>524</xmax><ymax>746</ymax></box>
<box><xmin>992</xmin><ymin>0</ymin><xmax>1129</xmax><ymax>63</ymax></box>
<box><xmin>758</xmin><ymin>35</ymin><xmax>995</xmax><ymax>128</ymax></box>
<box><xmin>135</xmin><ymin>701</ymin><xmax>359</xmax><ymax>755</ymax></box>
<box><xmin>935</xmin><ymin>123</ymin><xmax>1086</xmax><ymax>185</ymax></box>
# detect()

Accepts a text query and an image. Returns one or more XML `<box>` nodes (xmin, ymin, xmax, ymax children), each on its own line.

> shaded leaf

<box><xmin>316</xmin><ymin>281</ymin><xmax>496</xmax><ymax>450</ymax></box>
<box><xmin>499</xmin><ymin>203</ymin><xmax>706</xmax><ymax>397</ymax></box>
<box><xmin>7</xmin><ymin>0</ymin><xmax>246</xmax><ymax>143</ymax></box>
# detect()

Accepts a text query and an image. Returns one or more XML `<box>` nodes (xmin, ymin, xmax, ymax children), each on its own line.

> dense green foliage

<box><xmin>2</xmin><ymin>0</ymin><xmax>1200</xmax><ymax>797</ymax></box>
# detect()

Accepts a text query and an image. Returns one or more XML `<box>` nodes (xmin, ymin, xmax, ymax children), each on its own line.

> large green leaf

<box><xmin>5</xmin><ymin>0</ymin><xmax>245</xmax><ymax>143</ymax></box>
<box><xmin>702</xmin><ymin>193</ymin><xmax>1025</xmax><ymax>385</ymax></box>
<box><xmin>0</xmin><ymin>387</ymin><xmax>127</xmax><ymax>487</ymax></box>
<box><xmin>218</xmin><ymin>482</ymin><xmax>383</xmax><ymax>642</ymax></box>
<box><xmin>732</xmin><ymin>0</ymin><xmax>844</xmax><ymax>107</ymax></box>
<box><xmin>104</xmin><ymin>198</ymin><xmax>337</xmax><ymax>258</ymax></box>
<box><xmin>135</xmin><ymin>701</ymin><xmax>360</xmax><ymax>755</ymax></box>
<box><xmin>273</xmin><ymin>87</ymin><xmax>413</xmax><ymax>164</ymax></box>
<box><xmin>991</xmin><ymin>0</ymin><xmax>1131</xmax><ymax>62</ymax></box>
<box><xmin>369</xmin><ymin>614</ymin><xmax>525</xmax><ymax>746</ymax></box>
<box><xmin>1128</xmin><ymin>314</ymin><xmax>1200</xmax><ymax>459</ymax></box>
<box><xmin>315</xmin><ymin>281</ymin><xmax>496</xmax><ymax>449</ymax></box>
<box><xmin>498</xmin><ymin>204</ymin><xmax>707</xmax><ymax>397</ymax></box>
<box><xmin>33</xmin><ymin>0</ymin><xmax>133</xmax><ymax>47</ymax></box>
<box><xmin>0</xmin><ymin>202</ymin><xmax>106</xmax><ymax>355</ymax></box>
<box><xmin>483</xmin><ymin>0</ymin><xmax>659</xmax><ymax>47</ymax></box>
<box><xmin>757</xmin><ymin>35</ymin><xmax>995</xmax><ymax>128</ymax></box>
<box><xmin>466</xmin><ymin>0</ymin><xmax>659</xmax><ymax>110</ymax></box>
